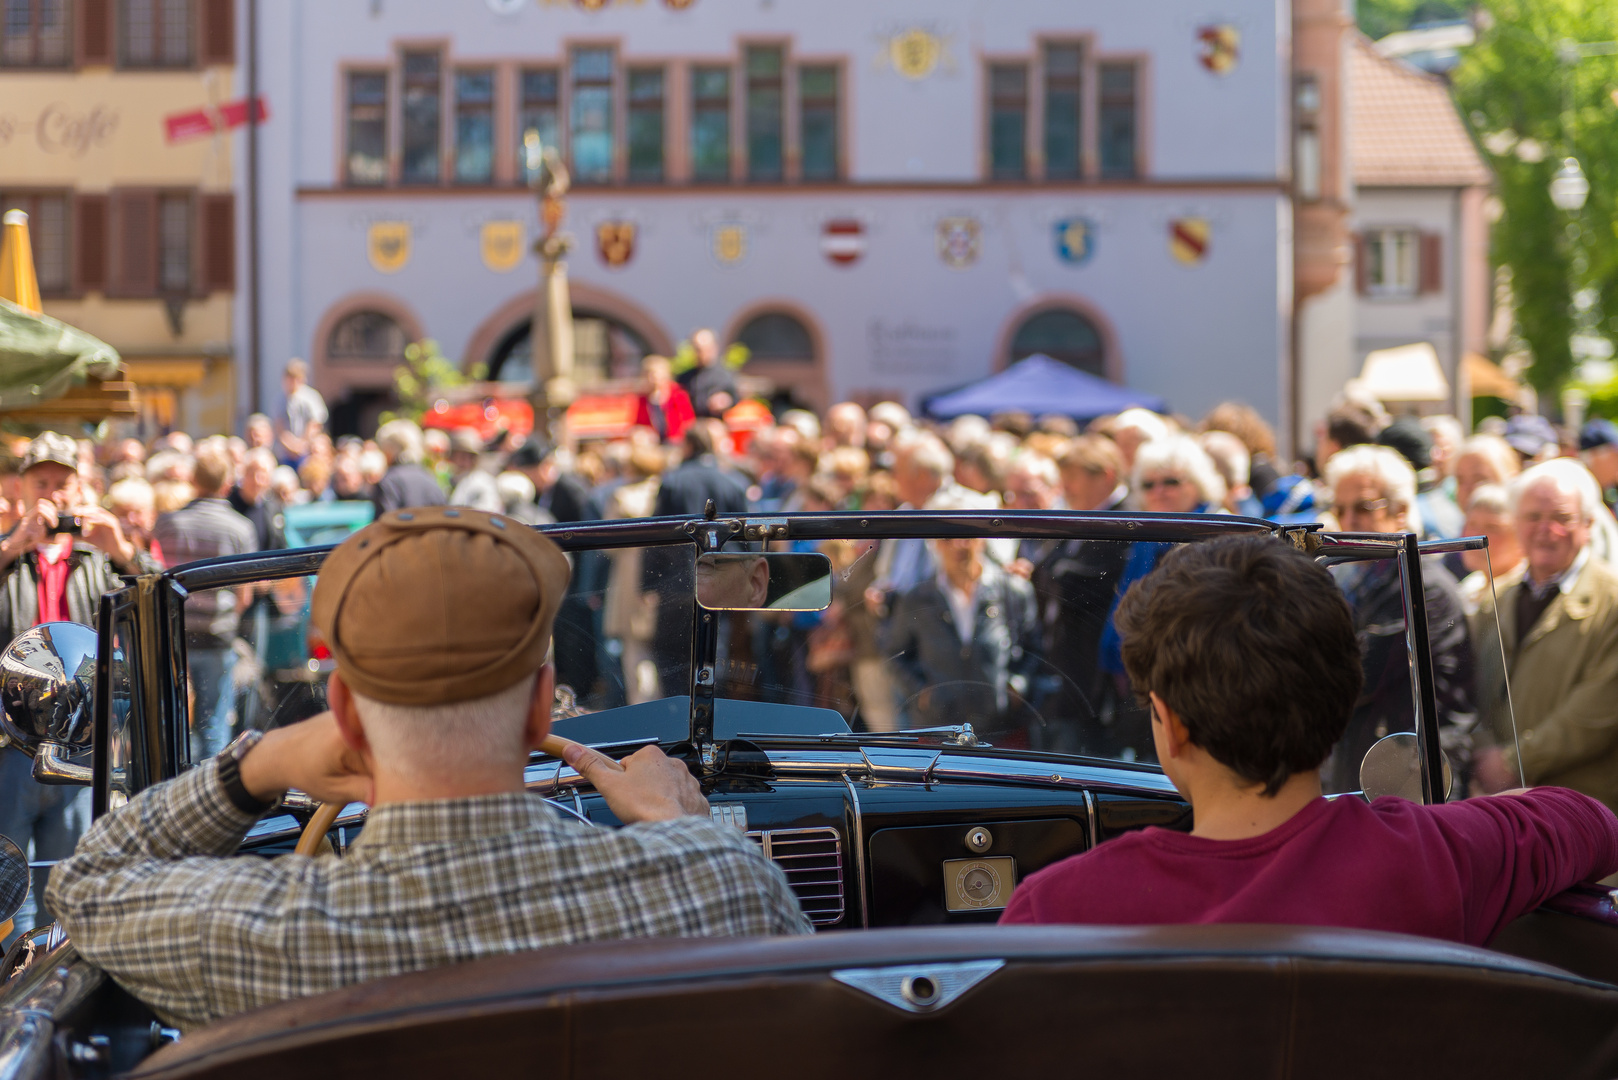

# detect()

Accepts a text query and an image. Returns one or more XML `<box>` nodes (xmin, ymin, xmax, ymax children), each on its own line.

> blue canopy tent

<box><xmin>921</xmin><ymin>354</ymin><xmax>1166</xmax><ymax>421</ymax></box>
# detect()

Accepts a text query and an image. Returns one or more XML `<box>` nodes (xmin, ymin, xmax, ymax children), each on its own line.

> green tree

<box><xmin>1356</xmin><ymin>0</ymin><xmax>1469</xmax><ymax>41</ymax></box>
<box><xmin>382</xmin><ymin>339</ymin><xmax>485</xmax><ymax>424</ymax></box>
<box><xmin>1452</xmin><ymin>0</ymin><xmax>1618</xmax><ymax>397</ymax></box>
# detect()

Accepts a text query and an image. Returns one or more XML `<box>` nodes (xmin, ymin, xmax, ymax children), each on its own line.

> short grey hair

<box><xmin>352</xmin><ymin>673</ymin><xmax>537</xmax><ymax>782</ymax></box>
<box><xmin>1199</xmin><ymin>430</ymin><xmax>1251</xmax><ymax>489</ymax></box>
<box><xmin>1509</xmin><ymin>458</ymin><xmax>1603</xmax><ymax>523</ymax></box>
<box><xmin>901</xmin><ymin>433</ymin><xmax>954</xmax><ymax>481</ymax></box>
<box><xmin>1466</xmin><ymin>482</ymin><xmax>1510</xmax><ymax>516</ymax></box>
<box><xmin>375</xmin><ymin>419</ymin><xmax>425</xmax><ymax>465</ymax></box>
<box><xmin>1133</xmin><ymin>435</ymin><xmax>1227</xmax><ymax>507</ymax></box>
<box><xmin>1323</xmin><ymin>444</ymin><xmax>1423</xmax><ymax>535</ymax></box>
<box><xmin>1007</xmin><ymin>450</ymin><xmax>1059</xmax><ymax>489</ymax></box>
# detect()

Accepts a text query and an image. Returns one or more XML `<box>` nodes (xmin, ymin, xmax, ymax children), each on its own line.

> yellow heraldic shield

<box><xmin>481</xmin><ymin>221</ymin><xmax>525</xmax><ymax>273</ymax></box>
<box><xmin>368</xmin><ymin>221</ymin><xmax>412</xmax><ymax>274</ymax></box>
<box><xmin>713</xmin><ymin>223</ymin><xmax>747</xmax><ymax>266</ymax></box>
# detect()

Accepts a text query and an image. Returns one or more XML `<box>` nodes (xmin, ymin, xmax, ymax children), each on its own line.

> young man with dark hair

<box><xmin>1000</xmin><ymin>535</ymin><xmax>1618</xmax><ymax>946</ymax></box>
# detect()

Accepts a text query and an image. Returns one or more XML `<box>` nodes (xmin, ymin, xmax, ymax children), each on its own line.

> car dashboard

<box><xmin>243</xmin><ymin>742</ymin><xmax>1191</xmax><ymax>930</ymax></box>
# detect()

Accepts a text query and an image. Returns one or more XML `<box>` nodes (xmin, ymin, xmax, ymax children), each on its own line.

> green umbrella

<box><xmin>0</xmin><ymin>296</ymin><xmax>122</xmax><ymax>411</ymax></box>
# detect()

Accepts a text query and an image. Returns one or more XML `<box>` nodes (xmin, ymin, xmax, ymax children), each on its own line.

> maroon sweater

<box><xmin>1000</xmin><ymin>788</ymin><xmax>1618</xmax><ymax>946</ymax></box>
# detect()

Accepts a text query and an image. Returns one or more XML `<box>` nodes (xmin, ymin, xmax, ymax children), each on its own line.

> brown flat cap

<box><xmin>311</xmin><ymin>506</ymin><xmax>570</xmax><ymax>705</ymax></box>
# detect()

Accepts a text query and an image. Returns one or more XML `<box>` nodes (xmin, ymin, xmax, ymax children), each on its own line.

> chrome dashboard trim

<box><xmin>1083</xmin><ymin>790</ymin><xmax>1099</xmax><ymax>851</ymax></box>
<box><xmin>0</xmin><ymin>944</ymin><xmax>104</xmax><ymax>1080</ymax></box>
<box><xmin>842</xmin><ymin>774</ymin><xmax>869</xmax><ymax>929</ymax></box>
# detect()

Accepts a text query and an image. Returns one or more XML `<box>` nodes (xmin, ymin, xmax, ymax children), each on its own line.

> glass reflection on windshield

<box><xmin>169</xmin><ymin>530</ymin><xmax>1513</xmax><ymax>802</ymax></box>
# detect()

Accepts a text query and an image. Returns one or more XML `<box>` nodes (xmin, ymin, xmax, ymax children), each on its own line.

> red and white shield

<box><xmin>820</xmin><ymin>218</ymin><xmax>865</xmax><ymax>267</ymax></box>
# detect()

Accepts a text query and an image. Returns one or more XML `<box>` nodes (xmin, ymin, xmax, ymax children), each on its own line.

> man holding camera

<box><xmin>0</xmin><ymin>432</ymin><xmax>156</xmax><ymax>943</ymax></box>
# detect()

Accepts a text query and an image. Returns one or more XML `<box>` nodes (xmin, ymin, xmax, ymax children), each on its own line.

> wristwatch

<box><xmin>218</xmin><ymin>730</ymin><xmax>279</xmax><ymax>816</ymax></box>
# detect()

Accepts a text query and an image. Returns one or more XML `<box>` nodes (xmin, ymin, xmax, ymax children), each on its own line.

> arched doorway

<box><xmin>1008</xmin><ymin>308</ymin><xmax>1105</xmax><ymax>376</ymax></box>
<box><xmin>487</xmin><ymin>311</ymin><xmax>654</xmax><ymax>385</ymax></box>
<box><xmin>725</xmin><ymin>304</ymin><xmax>827</xmax><ymax>412</ymax></box>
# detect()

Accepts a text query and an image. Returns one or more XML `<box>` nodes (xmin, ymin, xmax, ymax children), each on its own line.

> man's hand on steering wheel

<box><xmin>562</xmin><ymin>743</ymin><xmax>708</xmax><ymax>824</ymax></box>
<box><xmin>239</xmin><ymin>712</ymin><xmax>372</xmax><ymax>808</ymax></box>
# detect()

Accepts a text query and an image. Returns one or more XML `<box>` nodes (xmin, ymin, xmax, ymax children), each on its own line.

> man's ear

<box><xmin>328</xmin><ymin>672</ymin><xmax>371</xmax><ymax>758</ymax></box>
<box><xmin>1149</xmin><ymin>692</ymin><xmax>1193</xmax><ymax>759</ymax></box>
<box><xmin>523</xmin><ymin>664</ymin><xmax>556</xmax><ymax>752</ymax></box>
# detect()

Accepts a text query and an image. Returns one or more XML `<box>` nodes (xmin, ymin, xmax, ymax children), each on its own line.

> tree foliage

<box><xmin>382</xmin><ymin>339</ymin><xmax>485</xmax><ymax>425</ymax></box>
<box><xmin>1356</xmin><ymin>0</ymin><xmax>1469</xmax><ymax>41</ymax></box>
<box><xmin>1452</xmin><ymin>0</ymin><xmax>1618</xmax><ymax>396</ymax></box>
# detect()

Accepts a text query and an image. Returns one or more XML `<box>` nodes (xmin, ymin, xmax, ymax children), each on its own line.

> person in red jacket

<box><xmin>1000</xmin><ymin>535</ymin><xmax>1618</xmax><ymax>946</ymax></box>
<box><xmin>633</xmin><ymin>355</ymin><xmax>695</xmax><ymax>445</ymax></box>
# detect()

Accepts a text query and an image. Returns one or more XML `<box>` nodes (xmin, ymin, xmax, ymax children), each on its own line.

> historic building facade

<box><xmin>244</xmin><ymin>0</ymin><xmax>1325</xmax><ymax>441</ymax></box>
<box><xmin>0</xmin><ymin>0</ymin><xmax>241</xmax><ymax>434</ymax></box>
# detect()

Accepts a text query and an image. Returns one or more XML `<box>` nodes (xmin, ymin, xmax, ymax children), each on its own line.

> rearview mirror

<box><xmin>1359</xmin><ymin>731</ymin><xmax>1452</xmax><ymax>803</ymax></box>
<box><xmin>0</xmin><ymin>622</ymin><xmax>97</xmax><ymax>785</ymax></box>
<box><xmin>696</xmin><ymin>552</ymin><xmax>833</xmax><ymax>612</ymax></box>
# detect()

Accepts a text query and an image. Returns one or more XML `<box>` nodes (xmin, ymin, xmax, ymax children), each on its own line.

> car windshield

<box><xmin>152</xmin><ymin>517</ymin><xmax>1518</xmax><ymax>802</ymax></box>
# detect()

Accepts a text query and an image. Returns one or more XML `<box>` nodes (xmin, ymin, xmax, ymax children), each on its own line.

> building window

<box><xmin>691</xmin><ymin>66</ymin><xmax>731</xmax><ymax>182</ymax></box>
<box><xmin>454</xmin><ymin>69</ymin><xmax>495</xmax><ymax>184</ymax></box>
<box><xmin>989</xmin><ymin>63</ymin><xmax>1028</xmax><ymax>180</ymax></box>
<box><xmin>1043</xmin><ymin>44</ymin><xmax>1082</xmax><ymax>180</ymax></box>
<box><xmin>626</xmin><ymin>66</ymin><xmax>664</xmax><ymax>182</ymax></box>
<box><xmin>1364</xmin><ymin>228</ymin><xmax>1420</xmax><ymax>298</ymax></box>
<box><xmin>737</xmin><ymin>311</ymin><xmax>814</xmax><ymax>362</ymax></box>
<box><xmin>745</xmin><ymin>45</ymin><xmax>784</xmax><ymax>181</ymax></box>
<box><xmin>1</xmin><ymin>0</ymin><xmax>71</xmax><ymax>68</ymax></box>
<box><xmin>400</xmin><ymin>51</ymin><xmax>442</xmax><ymax>185</ymax></box>
<box><xmin>0</xmin><ymin>192</ymin><xmax>68</xmax><ymax>294</ymax></box>
<box><xmin>345</xmin><ymin>71</ymin><xmax>388</xmax><ymax>186</ymax></box>
<box><xmin>570</xmin><ymin>47</ymin><xmax>615</xmax><ymax>183</ymax></box>
<box><xmin>119</xmin><ymin>0</ymin><xmax>192</xmax><ymax>69</ymax></box>
<box><xmin>1010</xmin><ymin>308</ymin><xmax>1104</xmax><ymax>376</ymax></box>
<box><xmin>157</xmin><ymin>192</ymin><xmax>190</xmax><ymax>293</ymax></box>
<box><xmin>518</xmin><ymin>67</ymin><xmax>560</xmax><ymax>185</ymax></box>
<box><xmin>799</xmin><ymin>65</ymin><xmax>838</xmax><ymax>181</ymax></box>
<box><xmin>1098</xmin><ymin>61</ymin><xmax>1138</xmax><ymax>179</ymax></box>
<box><xmin>328</xmin><ymin>311</ymin><xmax>408</xmax><ymax>363</ymax></box>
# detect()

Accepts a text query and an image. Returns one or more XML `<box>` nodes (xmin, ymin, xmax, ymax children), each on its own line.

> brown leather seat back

<box><xmin>128</xmin><ymin>925</ymin><xmax>1618</xmax><ymax>1080</ymax></box>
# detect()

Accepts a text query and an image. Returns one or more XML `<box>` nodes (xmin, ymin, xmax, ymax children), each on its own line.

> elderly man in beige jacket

<box><xmin>1473</xmin><ymin>459</ymin><xmax>1618</xmax><ymax>808</ymax></box>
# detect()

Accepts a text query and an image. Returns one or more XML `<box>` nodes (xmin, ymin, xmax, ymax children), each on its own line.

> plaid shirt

<box><xmin>48</xmin><ymin>759</ymin><xmax>810</xmax><ymax>1031</ymax></box>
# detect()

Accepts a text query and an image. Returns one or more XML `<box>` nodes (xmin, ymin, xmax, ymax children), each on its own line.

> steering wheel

<box><xmin>292</xmin><ymin>734</ymin><xmax>620</xmax><ymax>856</ymax></box>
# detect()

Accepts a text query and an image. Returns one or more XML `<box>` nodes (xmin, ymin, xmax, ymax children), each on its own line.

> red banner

<box><xmin>163</xmin><ymin>95</ymin><xmax>269</xmax><ymax>144</ymax></box>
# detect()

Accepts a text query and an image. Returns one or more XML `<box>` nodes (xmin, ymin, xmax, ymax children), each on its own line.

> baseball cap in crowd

<box><xmin>507</xmin><ymin>440</ymin><xmax>555</xmax><ymax>470</ymax></box>
<box><xmin>20</xmin><ymin>431</ymin><xmax>78</xmax><ymax>474</ymax></box>
<box><xmin>311</xmin><ymin>505</ymin><xmax>570</xmax><ymax>706</ymax></box>
<box><xmin>1503</xmin><ymin>414</ymin><xmax>1558</xmax><ymax>459</ymax></box>
<box><xmin>1579</xmin><ymin>419</ymin><xmax>1618</xmax><ymax>453</ymax></box>
<box><xmin>1375</xmin><ymin>416</ymin><xmax>1433</xmax><ymax>472</ymax></box>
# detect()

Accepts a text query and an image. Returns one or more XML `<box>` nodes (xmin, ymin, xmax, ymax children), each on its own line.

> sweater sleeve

<box><xmin>1433</xmin><ymin>787</ymin><xmax>1618</xmax><ymax>944</ymax></box>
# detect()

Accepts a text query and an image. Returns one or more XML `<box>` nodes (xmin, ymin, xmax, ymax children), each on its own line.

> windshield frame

<box><xmin>100</xmin><ymin>510</ymin><xmax>1489</xmax><ymax>812</ymax></box>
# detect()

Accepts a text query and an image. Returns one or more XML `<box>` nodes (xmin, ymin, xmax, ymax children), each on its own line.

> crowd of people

<box><xmin>6</xmin><ymin>348</ymin><xmax>1618</xmax><ymax>943</ymax></box>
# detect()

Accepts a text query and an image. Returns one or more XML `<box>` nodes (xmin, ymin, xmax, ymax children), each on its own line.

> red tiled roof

<box><xmin>1349</xmin><ymin>35</ymin><xmax>1492</xmax><ymax>187</ymax></box>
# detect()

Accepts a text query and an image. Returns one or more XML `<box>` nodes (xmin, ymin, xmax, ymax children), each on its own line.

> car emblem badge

<box><xmin>832</xmin><ymin>960</ymin><xmax>1005</xmax><ymax>1013</ymax></box>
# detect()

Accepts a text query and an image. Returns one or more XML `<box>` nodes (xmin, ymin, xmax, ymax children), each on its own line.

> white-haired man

<box><xmin>1321</xmin><ymin>445</ymin><xmax>1475</xmax><ymax>794</ymax></box>
<box><xmin>49</xmin><ymin>507</ymin><xmax>808</xmax><ymax>1033</ymax></box>
<box><xmin>372</xmin><ymin>419</ymin><xmax>446</xmax><ymax>515</ymax></box>
<box><xmin>1473</xmin><ymin>460</ymin><xmax>1618</xmax><ymax>810</ymax></box>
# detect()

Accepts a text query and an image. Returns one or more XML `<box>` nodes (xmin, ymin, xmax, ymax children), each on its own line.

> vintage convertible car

<box><xmin>0</xmin><ymin>509</ymin><xmax>1614</xmax><ymax>1080</ymax></box>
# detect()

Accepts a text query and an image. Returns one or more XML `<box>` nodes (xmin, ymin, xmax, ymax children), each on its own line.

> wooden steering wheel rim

<box><xmin>291</xmin><ymin>735</ymin><xmax>612</xmax><ymax>856</ymax></box>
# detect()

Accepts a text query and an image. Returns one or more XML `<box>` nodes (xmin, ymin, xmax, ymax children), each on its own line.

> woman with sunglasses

<box><xmin>1096</xmin><ymin>436</ymin><xmax>1228</xmax><ymax>760</ymax></box>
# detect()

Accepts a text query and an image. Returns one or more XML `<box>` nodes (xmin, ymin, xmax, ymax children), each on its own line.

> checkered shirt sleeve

<box><xmin>48</xmin><ymin>759</ymin><xmax>811</xmax><ymax>1031</ymax></box>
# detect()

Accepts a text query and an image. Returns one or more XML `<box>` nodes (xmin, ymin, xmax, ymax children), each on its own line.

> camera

<box><xmin>55</xmin><ymin>516</ymin><xmax>83</xmax><ymax>537</ymax></box>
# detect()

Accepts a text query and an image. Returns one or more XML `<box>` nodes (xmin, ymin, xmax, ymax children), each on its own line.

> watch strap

<box><xmin>218</xmin><ymin>731</ymin><xmax>277</xmax><ymax>816</ymax></box>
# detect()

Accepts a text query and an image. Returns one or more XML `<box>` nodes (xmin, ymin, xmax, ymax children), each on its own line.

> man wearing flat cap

<box><xmin>49</xmin><ymin>507</ymin><xmax>809</xmax><ymax>1032</ymax></box>
<box><xmin>0</xmin><ymin>431</ymin><xmax>158</xmax><ymax>945</ymax></box>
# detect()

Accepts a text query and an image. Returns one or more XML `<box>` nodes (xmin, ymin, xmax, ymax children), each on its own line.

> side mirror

<box><xmin>0</xmin><ymin>622</ymin><xmax>97</xmax><ymax>785</ymax></box>
<box><xmin>696</xmin><ymin>552</ymin><xmax>833</xmax><ymax>612</ymax></box>
<box><xmin>1359</xmin><ymin>731</ymin><xmax>1452</xmax><ymax>803</ymax></box>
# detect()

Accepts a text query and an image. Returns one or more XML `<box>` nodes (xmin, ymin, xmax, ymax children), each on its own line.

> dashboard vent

<box><xmin>750</xmin><ymin>827</ymin><xmax>845</xmax><ymax>927</ymax></box>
